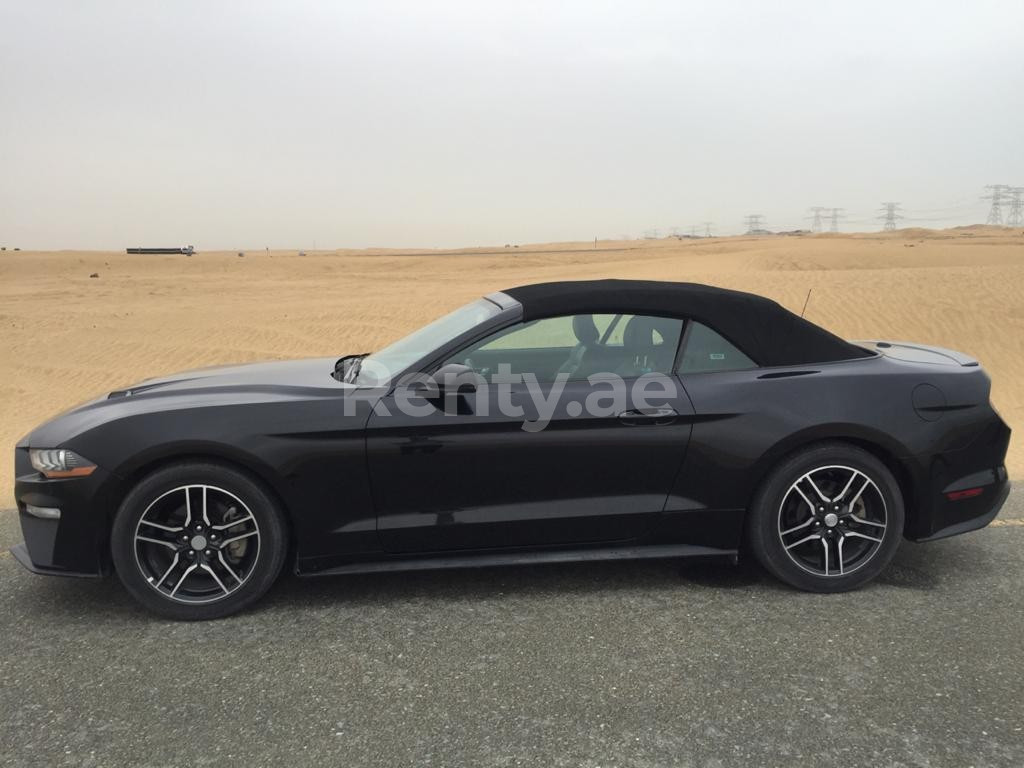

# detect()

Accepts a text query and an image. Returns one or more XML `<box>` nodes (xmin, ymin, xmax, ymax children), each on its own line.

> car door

<box><xmin>365</xmin><ymin>313</ymin><xmax>696</xmax><ymax>553</ymax></box>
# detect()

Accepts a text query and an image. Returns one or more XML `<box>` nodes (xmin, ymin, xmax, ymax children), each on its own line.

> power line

<box><xmin>703</xmin><ymin>221</ymin><xmax>714</xmax><ymax>238</ymax></box>
<box><xmin>878</xmin><ymin>202</ymin><xmax>903</xmax><ymax>231</ymax></box>
<box><xmin>828</xmin><ymin>208</ymin><xmax>845</xmax><ymax>232</ymax></box>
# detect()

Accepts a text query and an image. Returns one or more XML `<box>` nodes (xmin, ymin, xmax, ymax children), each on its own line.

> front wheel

<box><xmin>746</xmin><ymin>443</ymin><xmax>904</xmax><ymax>592</ymax></box>
<box><xmin>110</xmin><ymin>462</ymin><xmax>289</xmax><ymax>620</ymax></box>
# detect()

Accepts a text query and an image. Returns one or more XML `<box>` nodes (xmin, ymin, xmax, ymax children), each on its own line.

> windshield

<box><xmin>353</xmin><ymin>297</ymin><xmax>502</xmax><ymax>385</ymax></box>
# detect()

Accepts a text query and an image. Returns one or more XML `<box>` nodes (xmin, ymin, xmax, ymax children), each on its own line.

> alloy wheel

<box><xmin>776</xmin><ymin>464</ymin><xmax>887</xmax><ymax>577</ymax></box>
<box><xmin>133</xmin><ymin>485</ymin><xmax>261</xmax><ymax>604</ymax></box>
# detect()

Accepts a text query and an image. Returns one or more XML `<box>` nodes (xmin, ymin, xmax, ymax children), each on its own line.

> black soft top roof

<box><xmin>502</xmin><ymin>279</ymin><xmax>871</xmax><ymax>367</ymax></box>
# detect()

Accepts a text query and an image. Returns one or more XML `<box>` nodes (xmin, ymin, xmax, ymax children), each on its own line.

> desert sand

<box><xmin>1</xmin><ymin>227</ymin><xmax>1022</xmax><ymax>504</ymax></box>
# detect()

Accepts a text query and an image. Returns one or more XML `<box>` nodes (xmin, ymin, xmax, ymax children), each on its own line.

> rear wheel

<box><xmin>746</xmin><ymin>443</ymin><xmax>904</xmax><ymax>592</ymax></box>
<box><xmin>110</xmin><ymin>462</ymin><xmax>288</xmax><ymax>620</ymax></box>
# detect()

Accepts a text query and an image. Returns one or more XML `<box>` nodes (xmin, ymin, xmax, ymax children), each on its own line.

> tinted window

<box><xmin>479</xmin><ymin>314</ymin><xmax>616</xmax><ymax>350</ymax></box>
<box><xmin>603</xmin><ymin>314</ymin><xmax>673</xmax><ymax>347</ymax></box>
<box><xmin>448</xmin><ymin>313</ymin><xmax>683</xmax><ymax>382</ymax></box>
<box><xmin>677</xmin><ymin>321</ymin><xmax>756</xmax><ymax>373</ymax></box>
<box><xmin>357</xmin><ymin>298</ymin><xmax>501</xmax><ymax>384</ymax></box>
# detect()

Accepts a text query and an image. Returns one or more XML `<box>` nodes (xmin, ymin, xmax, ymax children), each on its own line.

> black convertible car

<box><xmin>12</xmin><ymin>280</ymin><xmax>1011</xmax><ymax>619</ymax></box>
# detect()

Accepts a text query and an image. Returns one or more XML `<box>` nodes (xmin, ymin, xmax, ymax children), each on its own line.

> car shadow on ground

<box><xmin>257</xmin><ymin>533</ymin><xmax>997</xmax><ymax>610</ymax></box>
<box><xmin>5</xmin><ymin>533</ymin><xmax>996</xmax><ymax>622</ymax></box>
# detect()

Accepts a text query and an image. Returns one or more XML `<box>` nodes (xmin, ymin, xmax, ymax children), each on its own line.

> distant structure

<box><xmin>703</xmin><ymin>221</ymin><xmax>714</xmax><ymax>237</ymax></box>
<box><xmin>828</xmin><ymin>208</ymin><xmax>845</xmax><ymax>232</ymax></box>
<box><xmin>127</xmin><ymin>245</ymin><xmax>195</xmax><ymax>255</ymax></box>
<box><xmin>1006</xmin><ymin>187</ymin><xmax>1024</xmax><ymax>228</ymax></box>
<box><xmin>878</xmin><ymin>202</ymin><xmax>903</xmax><ymax>231</ymax></box>
<box><xmin>808</xmin><ymin>206</ymin><xmax>827</xmax><ymax>233</ymax></box>
<box><xmin>743</xmin><ymin>214</ymin><xmax>766</xmax><ymax>235</ymax></box>
<box><xmin>982</xmin><ymin>185</ymin><xmax>1010</xmax><ymax>225</ymax></box>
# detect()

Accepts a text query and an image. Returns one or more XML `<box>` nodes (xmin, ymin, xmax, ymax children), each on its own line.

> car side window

<box><xmin>677</xmin><ymin>321</ymin><xmax>757</xmax><ymax>373</ymax></box>
<box><xmin>448</xmin><ymin>313</ymin><xmax>683</xmax><ymax>382</ymax></box>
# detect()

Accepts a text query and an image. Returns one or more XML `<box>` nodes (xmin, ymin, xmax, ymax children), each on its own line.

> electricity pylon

<box><xmin>828</xmin><ymin>208</ymin><xmax>845</xmax><ymax>232</ymax></box>
<box><xmin>744</xmin><ymin>215</ymin><xmax>765</xmax><ymax>234</ymax></box>
<box><xmin>1003</xmin><ymin>187</ymin><xmax>1023</xmax><ymax>227</ymax></box>
<box><xmin>879</xmin><ymin>202</ymin><xmax>903</xmax><ymax>231</ymax></box>
<box><xmin>808</xmin><ymin>206</ymin><xmax>827</xmax><ymax>233</ymax></box>
<box><xmin>982</xmin><ymin>185</ymin><xmax>1010</xmax><ymax>225</ymax></box>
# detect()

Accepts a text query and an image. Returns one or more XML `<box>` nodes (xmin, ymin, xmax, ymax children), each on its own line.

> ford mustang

<box><xmin>11</xmin><ymin>280</ymin><xmax>1011</xmax><ymax>619</ymax></box>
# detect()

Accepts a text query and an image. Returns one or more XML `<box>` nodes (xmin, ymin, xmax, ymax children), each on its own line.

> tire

<box><xmin>746</xmin><ymin>442</ymin><xmax>904</xmax><ymax>593</ymax></box>
<box><xmin>110</xmin><ymin>462</ymin><xmax>289</xmax><ymax>620</ymax></box>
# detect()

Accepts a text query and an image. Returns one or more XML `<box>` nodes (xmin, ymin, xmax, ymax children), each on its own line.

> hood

<box><xmin>18</xmin><ymin>357</ymin><xmax>356</xmax><ymax>449</ymax></box>
<box><xmin>107</xmin><ymin>357</ymin><xmax>345</xmax><ymax>398</ymax></box>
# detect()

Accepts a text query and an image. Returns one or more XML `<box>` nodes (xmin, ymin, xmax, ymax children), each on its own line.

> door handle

<box><xmin>617</xmin><ymin>407</ymin><xmax>678</xmax><ymax>426</ymax></box>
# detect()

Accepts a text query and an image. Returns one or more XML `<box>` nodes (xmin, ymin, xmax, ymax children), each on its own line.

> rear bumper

<box><xmin>904</xmin><ymin>406</ymin><xmax>1012</xmax><ymax>542</ymax></box>
<box><xmin>912</xmin><ymin>475</ymin><xmax>1010</xmax><ymax>542</ymax></box>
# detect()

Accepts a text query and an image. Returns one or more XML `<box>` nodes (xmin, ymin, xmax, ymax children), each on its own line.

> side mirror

<box><xmin>433</xmin><ymin>363</ymin><xmax>480</xmax><ymax>395</ymax></box>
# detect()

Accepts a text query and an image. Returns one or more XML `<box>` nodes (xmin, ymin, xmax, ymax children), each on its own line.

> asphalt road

<box><xmin>1</xmin><ymin>497</ymin><xmax>1022</xmax><ymax>768</ymax></box>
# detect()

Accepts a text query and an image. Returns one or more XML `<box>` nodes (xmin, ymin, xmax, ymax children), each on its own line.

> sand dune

<box><xmin>2</xmin><ymin>227</ymin><xmax>1022</xmax><ymax>504</ymax></box>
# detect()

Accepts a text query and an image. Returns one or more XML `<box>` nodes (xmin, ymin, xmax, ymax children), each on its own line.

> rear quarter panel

<box><xmin>669</xmin><ymin>354</ymin><xmax>1001</xmax><ymax>541</ymax></box>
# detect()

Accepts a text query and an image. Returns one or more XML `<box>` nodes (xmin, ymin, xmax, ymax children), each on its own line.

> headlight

<box><xmin>29</xmin><ymin>449</ymin><xmax>97</xmax><ymax>478</ymax></box>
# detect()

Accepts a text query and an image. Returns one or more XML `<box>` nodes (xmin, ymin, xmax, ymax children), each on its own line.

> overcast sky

<box><xmin>1</xmin><ymin>1</ymin><xmax>1022</xmax><ymax>249</ymax></box>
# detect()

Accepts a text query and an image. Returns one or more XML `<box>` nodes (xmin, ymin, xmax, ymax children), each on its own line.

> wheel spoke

<box><xmin>212</xmin><ymin>513</ymin><xmax>255</xmax><ymax>531</ymax></box>
<box><xmin>136</xmin><ymin>535</ymin><xmax>178</xmax><ymax>550</ymax></box>
<box><xmin>219</xmin><ymin>530</ymin><xmax>258</xmax><ymax>547</ymax></box>
<box><xmin>781</xmin><ymin>518</ymin><xmax>814</xmax><ymax>536</ymax></box>
<box><xmin>846</xmin><ymin>478</ymin><xmax>871</xmax><ymax>510</ymax></box>
<box><xmin>832</xmin><ymin>469</ymin><xmax>862</xmax><ymax>503</ymax></box>
<box><xmin>153</xmin><ymin>553</ymin><xmax>180</xmax><ymax>588</ymax></box>
<box><xmin>844</xmin><ymin>530</ymin><xmax>883</xmax><ymax>544</ymax></box>
<box><xmin>848</xmin><ymin>514</ymin><xmax>886</xmax><ymax>529</ymax></box>
<box><xmin>183</xmin><ymin>487</ymin><xmax>193</xmax><ymax>528</ymax></box>
<box><xmin>170</xmin><ymin>563</ymin><xmax>198</xmax><ymax>596</ymax></box>
<box><xmin>785</xmin><ymin>533</ymin><xmax>822</xmax><ymax>550</ymax></box>
<box><xmin>218</xmin><ymin>551</ymin><xmax>244</xmax><ymax>584</ymax></box>
<box><xmin>837</xmin><ymin>535</ymin><xmax>845</xmax><ymax>575</ymax></box>
<box><xmin>780</xmin><ymin>483</ymin><xmax>817</xmax><ymax>537</ymax></box>
<box><xmin>139</xmin><ymin>519</ymin><xmax>184</xmax><ymax>533</ymax></box>
<box><xmin>803</xmin><ymin>474</ymin><xmax>830</xmax><ymax>503</ymax></box>
<box><xmin>201</xmin><ymin>486</ymin><xmax>212</xmax><ymax>526</ymax></box>
<box><xmin>821</xmin><ymin>537</ymin><xmax>830</xmax><ymax>575</ymax></box>
<box><xmin>200</xmin><ymin>562</ymin><xmax>230</xmax><ymax>595</ymax></box>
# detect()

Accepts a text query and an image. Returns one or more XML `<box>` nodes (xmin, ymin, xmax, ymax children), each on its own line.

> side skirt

<box><xmin>299</xmin><ymin>543</ymin><xmax>738</xmax><ymax>578</ymax></box>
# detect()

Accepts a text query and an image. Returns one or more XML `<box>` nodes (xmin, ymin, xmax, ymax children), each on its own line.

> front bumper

<box><xmin>10</xmin><ymin>448</ymin><xmax>115</xmax><ymax>577</ymax></box>
<box><xmin>10</xmin><ymin>542</ymin><xmax>103</xmax><ymax>578</ymax></box>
